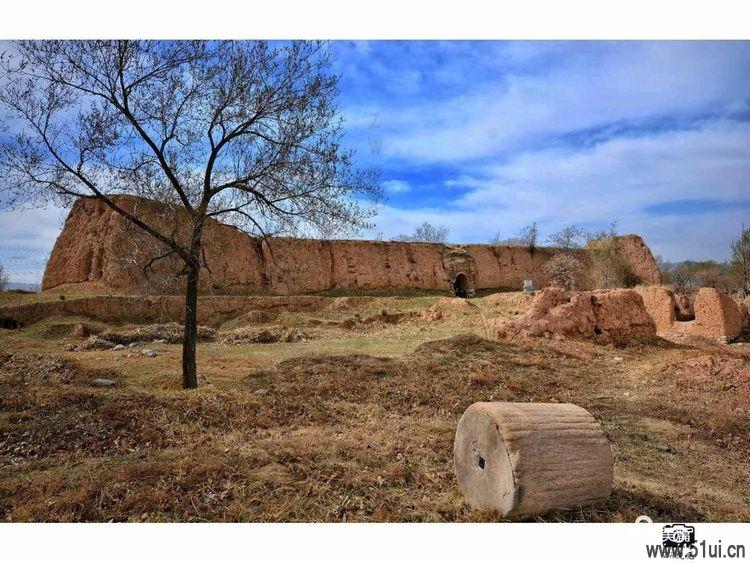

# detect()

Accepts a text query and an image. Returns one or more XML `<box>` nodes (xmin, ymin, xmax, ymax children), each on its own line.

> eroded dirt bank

<box><xmin>41</xmin><ymin>196</ymin><xmax>662</xmax><ymax>295</ymax></box>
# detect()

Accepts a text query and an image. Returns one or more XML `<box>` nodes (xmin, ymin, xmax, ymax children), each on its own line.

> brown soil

<box><xmin>0</xmin><ymin>291</ymin><xmax>748</xmax><ymax>522</ymax></box>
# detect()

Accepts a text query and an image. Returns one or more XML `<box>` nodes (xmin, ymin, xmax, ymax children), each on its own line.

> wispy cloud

<box><xmin>381</xmin><ymin>179</ymin><xmax>411</xmax><ymax>194</ymax></box>
<box><xmin>332</xmin><ymin>41</ymin><xmax>750</xmax><ymax>261</ymax></box>
<box><xmin>0</xmin><ymin>205</ymin><xmax>67</xmax><ymax>283</ymax></box>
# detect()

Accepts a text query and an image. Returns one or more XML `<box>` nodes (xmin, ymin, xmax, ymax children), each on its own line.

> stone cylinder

<box><xmin>454</xmin><ymin>402</ymin><xmax>613</xmax><ymax>519</ymax></box>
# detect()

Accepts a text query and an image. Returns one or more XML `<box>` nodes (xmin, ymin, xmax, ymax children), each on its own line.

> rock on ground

<box><xmin>92</xmin><ymin>378</ymin><xmax>117</xmax><ymax>387</ymax></box>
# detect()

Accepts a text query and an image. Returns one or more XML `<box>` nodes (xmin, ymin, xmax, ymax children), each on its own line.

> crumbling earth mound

<box><xmin>219</xmin><ymin>326</ymin><xmax>310</xmax><ymax>344</ymax></box>
<box><xmin>692</xmin><ymin>288</ymin><xmax>743</xmax><ymax>342</ymax></box>
<box><xmin>635</xmin><ymin>286</ymin><xmax>676</xmax><ymax>332</ymax></box>
<box><xmin>499</xmin><ymin>288</ymin><xmax>656</xmax><ymax>342</ymax></box>
<box><xmin>100</xmin><ymin>323</ymin><xmax>217</xmax><ymax>345</ymax></box>
<box><xmin>327</xmin><ymin>309</ymin><xmax>432</xmax><ymax>330</ymax></box>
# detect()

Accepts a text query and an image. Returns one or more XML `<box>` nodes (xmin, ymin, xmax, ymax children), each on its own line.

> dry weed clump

<box><xmin>0</xmin><ymin>352</ymin><xmax>116</xmax><ymax>385</ymax></box>
<box><xmin>219</xmin><ymin>326</ymin><xmax>310</xmax><ymax>344</ymax></box>
<box><xmin>100</xmin><ymin>323</ymin><xmax>217</xmax><ymax>344</ymax></box>
<box><xmin>635</xmin><ymin>350</ymin><xmax>750</xmax><ymax>442</ymax></box>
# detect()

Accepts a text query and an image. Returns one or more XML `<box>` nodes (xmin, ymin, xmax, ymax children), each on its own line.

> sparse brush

<box><xmin>219</xmin><ymin>326</ymin><xmax>310</xmax><ymax>344</ymax></box>
<box><xmin>100</xmin><ymin>323</ymin><xmax>217</xmax><ymax>345</ymax></box>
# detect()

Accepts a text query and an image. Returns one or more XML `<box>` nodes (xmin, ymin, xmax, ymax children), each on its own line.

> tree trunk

<box><xmin>182</xmin><ymin>258</ymin><xmax>200</xmax><ymax>389</ymax></box>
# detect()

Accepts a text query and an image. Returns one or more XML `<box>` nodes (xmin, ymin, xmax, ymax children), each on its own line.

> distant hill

<box><xmin>4</xmin><ymin>282</ymin><xmax>41</xmax><ymax>292</ymax></box>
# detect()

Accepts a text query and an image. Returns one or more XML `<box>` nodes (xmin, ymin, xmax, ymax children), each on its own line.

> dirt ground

<box><xmin>1</xmin><ymin>290</ymin><xmax>748</xmax><ymax>522</ymax></box>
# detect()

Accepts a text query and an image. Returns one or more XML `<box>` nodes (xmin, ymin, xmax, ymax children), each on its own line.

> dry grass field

<box><xmin>1</xmin><ymin>290</ymin><xmax>749</xmax><ymax>522</ymax></box>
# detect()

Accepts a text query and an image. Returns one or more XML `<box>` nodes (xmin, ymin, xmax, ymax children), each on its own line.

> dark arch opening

<box><xmin>453</xmin><ymin>273</ymin><xmax>469</xmax><ymax>298</ymax></box>
<box><xmin>0</xmin><ymin>318</ymin><xmax>20</xmax><ymax>330</ymax></box>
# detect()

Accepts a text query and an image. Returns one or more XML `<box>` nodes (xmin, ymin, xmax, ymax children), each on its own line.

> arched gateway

<box><xmin>453</xmin><ymin>273</ymin><xmax>470</xmax><ymax>298</ymax></box>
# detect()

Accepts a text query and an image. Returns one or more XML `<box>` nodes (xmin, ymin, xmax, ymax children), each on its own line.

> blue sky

<box><xmin>2</xmin><ymin>41</ymin><xmax>750</xmax><ymax>283</ymax></box>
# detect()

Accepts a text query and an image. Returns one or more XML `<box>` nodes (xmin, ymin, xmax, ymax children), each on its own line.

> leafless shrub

<box><xmin>694</xmin><ymin>264</ymin><xmax>736</xmax><ymax>292</ymax></box>
<box><xmin>394</xmin><ymin>222</ymin><xmax>449</xmax><ymax>243</ymax></box>
<box><xmin>669</xmin><ymin>269</ymin><xmax>694</xmax><ymax>295</ymax></box>
<box><xmin>586</xmin><ymin>222</ymin><xmax>639</xmax><ymax>289</ymax></box>
<box><xmin>543</xmin><ymin>253</ymin><xmax>583</xmax><ymax>290</ymax></box>
<box><xmin>495</xmin><ymin>223</ymin><xmax>539</xmax><ymax>251</ymax></box>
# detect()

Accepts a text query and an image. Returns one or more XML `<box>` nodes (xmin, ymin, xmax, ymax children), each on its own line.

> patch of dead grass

<box><xmin>1</xmin><ymin>293</ymin><xmax>749</xmax><ymax>522</ymax></box>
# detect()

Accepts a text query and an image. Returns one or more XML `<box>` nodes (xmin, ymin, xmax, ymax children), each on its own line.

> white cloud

<box><xmin>0</xmin><ymin>204</ymin><xmax>68</xmax><ymax>283</ymax></box>
<box><xmin>366</xmin><ymin>119</ymin><xmax>750</xmax><ymax>261</ymax></box>
<box><xmin>344</xmin><ymin>42</ymin><xmax>750</xmax><ymax>165</ymax></box>
<box><xmin>382</xmin><ymin>179</ymin><xmax>411</xmax><ymax>193</ymax></box>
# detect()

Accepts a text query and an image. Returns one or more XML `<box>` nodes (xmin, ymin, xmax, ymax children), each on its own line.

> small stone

<box><xmin>142</xmin><ymin>349</ymin><xmax>157</xmax><ymax>358</ymax></box>
<box><xmin>112</xmin><ymin>344</ymin><xmax>125</xmax><ymax>351</ymax></box>
<box><xmin>92</xmin><ymin>378</ymin><xmax>116</xmax><ymax>387</ymax></box>
<box><xmin>614</xmin><ymin>356</ymin><xmax>624</xmax><ymax>362</ymax></box>
<box><xmin>623</xmin><ymin>391</ymin><xmax>631</xmax><ymax>397</ymax></box>
<box><xmin>254</xmin><ymin>388</ymin><xmax>269</xmax><ymax>395</ymax></box>
<box><xmin>153</xmin><ymin>338</ymin><xmax>167</xmax><ymax>344</ymax></box>
<box><xmin>656</xmin><ymin>444</ymin><xmax>673</xmax><ymax>454</ymax></box>
<box><xmin>64</xmin><ymin>343</ymin><xmax>76</xmax><ymax>351</ymax></box>
<box><xmin>128</xmin><ymin>342</ymin><xmax>138</xmax><ymax>348</ymax></box>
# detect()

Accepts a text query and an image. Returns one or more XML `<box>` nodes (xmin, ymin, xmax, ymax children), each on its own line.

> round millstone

<box><xmin>454</xmin><ymin>402</ymin><xmax>613</xmax><ymax>519</ymax></box>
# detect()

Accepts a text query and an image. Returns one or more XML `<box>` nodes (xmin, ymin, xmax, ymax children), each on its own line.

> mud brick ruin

<box><xmin>636</xmin><ymin>286</ymin><xmax>748</xmax><ymax>344</ymax></box>
<box><xmin>41</xmin><ymin>196</ymin><xmax>663</xmax><ymax>296</ymax></box>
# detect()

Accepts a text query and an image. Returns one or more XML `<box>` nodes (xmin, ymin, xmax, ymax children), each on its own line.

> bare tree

<box><xmin>488</xmin><ymin>231</ymin><xmax>503</xmax><ymax>245</ymax></box>
<box><xmin>694</xmin><ymin>262</ymin><xmax>735</xmax><ymax>292</ymax></box>
<box><xmin>394</xmin><ymin>222</ymin><xmax>449</xmax><ymax>243</ymax></box>
<box><xmin>0</xmin><ymin>262</ymin><xmax>7</xmax><ymax>291</ymax></box>
<box><xmin>491</xmin><ymin>223</ymin><xmax>538</xmax><ymax>249</ymax></box>
<box><xmin>669</xmin><ymin>269</ymin><xmax>694</xmax><ymax>295</ymax></box>
<box><xmin>517</xmin><ymin>222</ymin><xmax>538</xmax><ymax>252</ymax></box>
<box><xmin>0</xmin><ymin>40</ymin><xmax>379</xmax><ymax>389</ymax></box>
<box><xmin>547</xmin><ymin>225</ymin><xmax>586</xmax><ymax>250</ymax></box>
<box><xmin>654</xmin><ymin>254</ymin><xmax>668</xmax><ymax>276</ymax></box>
<box><xmin>731</xmin><ymin>225</ymin><xmax>750</xmax><ymax>297</ymax></box>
